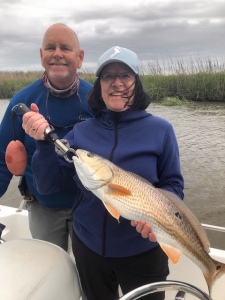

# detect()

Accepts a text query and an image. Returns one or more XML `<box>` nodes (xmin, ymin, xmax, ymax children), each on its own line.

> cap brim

<box><xmin>96</xmin><ymin>59</ymin><xmax>137</xmax><ymax>76</ymax></box>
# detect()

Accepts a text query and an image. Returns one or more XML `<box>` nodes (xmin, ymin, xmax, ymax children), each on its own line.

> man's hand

<box><xmin>22</xmin><ymin>103</ymin><xmax>50</xmax><ymax>140</ymax></box>
<box><xmin>131</xmin><ymin>220</ymin><xmax>157</xmax><ymax>242</ymax></box>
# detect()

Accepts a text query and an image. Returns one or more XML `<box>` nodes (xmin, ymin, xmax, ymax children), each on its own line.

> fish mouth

<box><xmin>74</xmin><ymin>150</ymin><xmax>82</xmax><ymax>161</ymax></box>
<box><xmin>76</xmin><ymin>149</ymin><xmax>96</xmax><ymax>160</ymax></box>
<box><xmin>74</xmin><ymin>149</ymin><xmax>106</xmax><ymax>175</ymax></box>
<box><xmin>74</xmin><ymin>149</ymin><xmax>91</xmax><ymax>164</ymax></box>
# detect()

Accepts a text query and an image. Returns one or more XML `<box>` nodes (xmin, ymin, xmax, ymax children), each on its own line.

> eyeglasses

<box><xmin>45</xmin><ymin>92</ymin><xmax>82</xmax><ymax>129</ymax></box>
<box><xmin>101</xmin><ymin>72</ymin><xmax>136</xmax><ymax>83</ymax></box>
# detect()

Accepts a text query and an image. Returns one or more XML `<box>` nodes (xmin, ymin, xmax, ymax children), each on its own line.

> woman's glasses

<box><xmin>101</xmin><ymin>72</ymin><xmax>135</xmax><ymax>83</ymax></box>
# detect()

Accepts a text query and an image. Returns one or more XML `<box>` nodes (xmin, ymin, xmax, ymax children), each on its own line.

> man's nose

<box><xmin>53</xmin><ymin>48</ymin><xmax>63</xmax><ymax>58</ymax></box>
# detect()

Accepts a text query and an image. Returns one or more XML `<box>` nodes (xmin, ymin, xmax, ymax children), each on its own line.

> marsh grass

<box><xmin>140</xmin><ymin>71</ymin><xmax>225</xmax><ymax>102</ymax></box>
<box><xmin>0</xmin><ymin>71</ymin><xmax>42</xmax><ymax>98</ymax></box>
<box><xmin>1</xmin><ymin>57</ymin><xmax>225</xmax><ymax>101</ymax></box>
<box><xmin>0</xmin><ymin>71</ymin><xmax>97</xmax><ymax>99</ymax></box>
<box><xmin>140</xmin><ymin>56</ymin><xmax>225</xmax><ymax>102</ymax></box>
<box><xmin>161</xmin><ymin>97</ymin><xmax>187</xmax><ymax>106</ymax></box>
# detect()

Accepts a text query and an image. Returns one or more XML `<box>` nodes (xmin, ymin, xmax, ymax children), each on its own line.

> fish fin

<box><xmin>107</xmin><ymin>183</ymin><xmax>131</xmax><ymax>196</ymax></box>
<box><xmin>160</xmin><ymin>243</ymin><xmax>182</xmax><ymax>264</ymax></box>
<box><xmin>103</xmin><ymin>202</ymin><xmax>120</xmax><ymax>222</ymax></box>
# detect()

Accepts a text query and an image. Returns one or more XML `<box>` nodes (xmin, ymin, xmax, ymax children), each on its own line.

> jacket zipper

<box><xmin>102</xmin><ymin>112</ymin><xmax>119</xmax><ymax>256</ymax></box>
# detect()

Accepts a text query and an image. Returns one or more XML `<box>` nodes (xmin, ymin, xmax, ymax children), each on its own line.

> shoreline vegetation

<box><xmin>0</xmin><ymin>58</ymin><xmax>225</xmax><ymax>103</ymax></box>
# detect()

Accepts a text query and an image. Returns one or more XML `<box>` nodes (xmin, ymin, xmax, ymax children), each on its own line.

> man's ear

<box><xmin>77</xmin><ymin>49</ymin><xmax>84</xmax><ymax>69</ymax></box>
<box><xmin>40</xmin><ymin>48</ymin><xmax>44</xmax><ymax>67</ymax></box>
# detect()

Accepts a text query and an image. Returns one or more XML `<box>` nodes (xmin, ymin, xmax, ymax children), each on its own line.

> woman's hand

<box><xmin>22</xmin><ymin>103</ymin><xmax>50</xmax><ymax>140</ymax></box>
<box><xmin>131</xmin><ymin>220</ymin><xmax>157</xmax><ymax>242</ymax></box>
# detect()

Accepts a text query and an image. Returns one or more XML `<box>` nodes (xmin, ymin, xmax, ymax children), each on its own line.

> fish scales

<box><xmin>73</xmin><ymin>149</ymin><xmax>225</xmax><ymax>297</ymax></box>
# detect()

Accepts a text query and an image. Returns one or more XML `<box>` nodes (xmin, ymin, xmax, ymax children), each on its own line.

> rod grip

<box><xmin>17</xmin><ymin>103</ymin><xmax>31</xmax><ymax>115</ymax></box>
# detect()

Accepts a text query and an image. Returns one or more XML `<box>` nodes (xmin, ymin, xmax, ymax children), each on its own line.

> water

<box><xmin>148</xmin><ymin>102</ymin><xmax>225</xmax><ymax>221</ymax></box>
<box><xmin>148</xmin><ymin>102</ymin><xmax>225</xmax><ymax>249</ymax></box>
<box><xmin>0</xmin><ymin>99</ymin><xmax>10</xmax><ymax>120</ymax></box>
<box><xmin>1</xmin><ymin>99</ymin><xmax>225</xmax><ymax>249</ymax></box>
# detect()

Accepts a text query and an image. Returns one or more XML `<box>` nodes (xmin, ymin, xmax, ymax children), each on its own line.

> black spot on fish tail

<box><xmin>175</xmin><ymin>212</ymin><xmax>182</xmax><ymax>220</ymax></box>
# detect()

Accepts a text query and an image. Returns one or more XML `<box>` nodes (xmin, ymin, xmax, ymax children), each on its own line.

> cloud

<box><xmin>0</xmin><ymin>0</ymin><xmax>224</xmax><ymax>72</ymax></box>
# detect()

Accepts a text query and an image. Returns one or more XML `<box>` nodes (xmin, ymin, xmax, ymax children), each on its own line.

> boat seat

<box><xmin>0</xmin><ymin>239</ymin><xmax>82</xmax><ymax>300</ymax></box>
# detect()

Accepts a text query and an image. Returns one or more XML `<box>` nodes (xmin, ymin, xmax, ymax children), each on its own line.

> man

<box><xmin>0</xmin><ymin>23</ymin><xmax>94</xmax><ymax>251</ymax></box>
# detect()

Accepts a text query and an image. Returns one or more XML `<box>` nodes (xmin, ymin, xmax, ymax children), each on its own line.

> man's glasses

<box><xmin>45</xmin><ymin>92</ymin><xmax>82</xmax><ymax>129</ymax></box>
<box><xmin>101</xmin><ymin>72</ymin><xmax>136</xmax><ymax>83</ymax></box>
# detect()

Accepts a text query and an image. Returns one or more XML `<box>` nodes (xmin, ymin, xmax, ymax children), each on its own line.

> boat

<box><xmin>1</xmin><ymin>202</ymin><xmax>225</xmax><ymax>299</ymax></box>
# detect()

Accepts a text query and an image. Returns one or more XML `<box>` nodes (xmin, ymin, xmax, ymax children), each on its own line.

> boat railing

<box><xmin>119</xmin><ymin>280</ymin><xmax>212</xmax><ymax>300</ymax></box>
<box><xmin>202</xmin><ymin>223</ymin><xmax>225</xmax><ymax>233</ymax></box>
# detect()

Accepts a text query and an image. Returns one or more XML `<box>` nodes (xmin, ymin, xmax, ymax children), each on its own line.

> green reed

<box><xmin>141</xmin><ymin>72</ymin><xmax>225</xmax><ymax>102</ymax></box>
<box><xmin>141</xmin><ymin>56</ymin><xmax>225</xmax><ymax>102</ymax></box>
<box><xmin>0</xmin><ymin>71</ymin><xmax>96</xmax><ymax>99</ymax></box>
<box><xmin>0</xmin><ymin>71</ymin><xmax>41</xmax><ymax>99</ymax></box>
<box><xmin>0</xmin><ymin>57</ymin><xmax>225</xmax><ymax>101</ymax></box>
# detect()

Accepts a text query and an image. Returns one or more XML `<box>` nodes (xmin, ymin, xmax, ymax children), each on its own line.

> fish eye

<box><xmin>87</xmin><ymin>152</ymin><xmax>94</xmax><ymax>157</ymax></box>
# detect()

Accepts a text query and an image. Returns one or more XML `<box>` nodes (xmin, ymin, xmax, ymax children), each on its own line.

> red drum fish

<box><xmin>73</xmin><ymin>149</ymin><xmax>225</xmax><ymax>296</ymax></box>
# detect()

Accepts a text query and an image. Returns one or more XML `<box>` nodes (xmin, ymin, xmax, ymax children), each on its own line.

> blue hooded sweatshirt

<box><xmin>32</xmin><ymin>108</ymin><xmax>184</xmax><ymax>257</ymax></box>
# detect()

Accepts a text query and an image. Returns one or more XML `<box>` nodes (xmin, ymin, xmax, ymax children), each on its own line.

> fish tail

<box><xmin>204</xmin><ymin>259</ymin><xmax>225</xmax><ymax>296</ymax></box>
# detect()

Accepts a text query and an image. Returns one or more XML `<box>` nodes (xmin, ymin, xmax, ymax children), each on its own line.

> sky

<box><xmin>0</xmin><ymin>0</ymin><xmax>225</xmax><ymax>73</ymax></box>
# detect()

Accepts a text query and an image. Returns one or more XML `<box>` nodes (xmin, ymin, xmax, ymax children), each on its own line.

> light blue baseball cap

<box><xmin>96</xmin><ymin>46</ymin><xmax>139</xmax><ymax>76</ymax></box>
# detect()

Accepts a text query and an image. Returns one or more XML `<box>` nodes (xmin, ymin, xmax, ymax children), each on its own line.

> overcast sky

<box><xmin>0</xmin><ymin>0</ymin><xmax>225</xmax><ymax>73</ymax></box>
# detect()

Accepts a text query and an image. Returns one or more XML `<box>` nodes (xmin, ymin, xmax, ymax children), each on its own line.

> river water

<box><xmin>1</xmin><ymin>99</ymin><xmax>225</xmax><ymax>249</ymax></box>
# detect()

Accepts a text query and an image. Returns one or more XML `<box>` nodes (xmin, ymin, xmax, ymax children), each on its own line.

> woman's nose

<box><xmin>112</xmin><ymin>75</ymin><xmax>124</xmax><ymax>85</ymax></box>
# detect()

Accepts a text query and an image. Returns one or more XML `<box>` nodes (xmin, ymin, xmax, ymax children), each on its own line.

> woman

<box><xmin>22</xmin><ymin>46</ymin><xmax>184</xmax><ymax>300</ymax></box>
